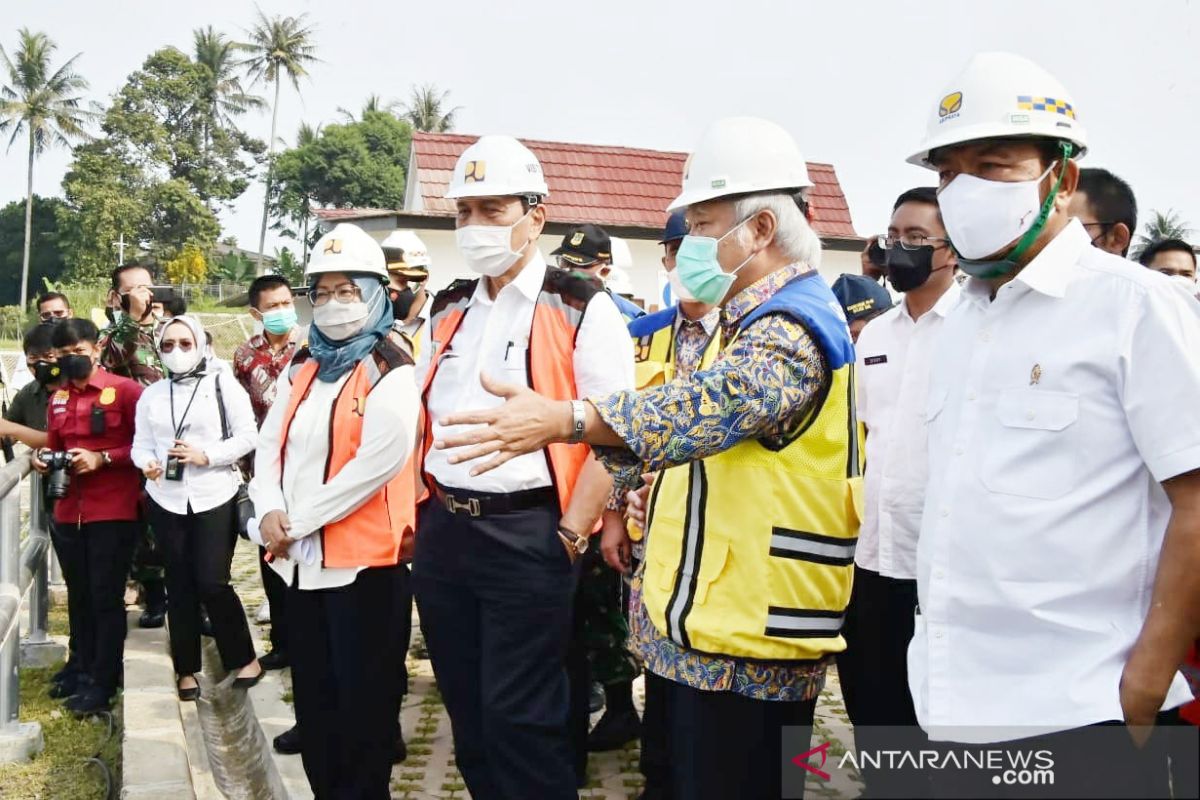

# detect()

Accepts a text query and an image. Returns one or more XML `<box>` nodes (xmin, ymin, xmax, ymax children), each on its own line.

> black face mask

<box><xmin>389</xmin><ymin>287</ymin><xmax>415</xmax><ymax>321</ymax></box>
<box><xmin>32</xmin><ymin>361</ymin><xmax>61</xmax><ymax>387</ymax></box>
<box><xmin>885</xmin><ymin>245</ymin><xmax>936</xmax><ymax>293</ymax></box>
<box><xmin>58</xmin><ymin>354</ymin><xmax>94</xmax><ymax>381</ymax></box>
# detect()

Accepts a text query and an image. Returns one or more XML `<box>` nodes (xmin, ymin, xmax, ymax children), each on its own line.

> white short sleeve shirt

<box><xmin>855</xmin><ymin>282</ymin><xmax>960</xmax><ymax>580</ymax></box>
<box><xmin>910</xmin><ymin>219</ymin><xmax>1200</xmax><ymax>741</ymax></box>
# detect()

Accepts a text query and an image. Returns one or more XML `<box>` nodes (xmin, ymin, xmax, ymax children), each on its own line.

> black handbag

<box><xmin>214</xmin><ymin>374</ymin><xmax>254</xmax><ymax>538</ymax></box>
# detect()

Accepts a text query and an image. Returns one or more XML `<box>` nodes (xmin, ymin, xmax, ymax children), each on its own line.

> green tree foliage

<box><xmin>0</xmin><ymin>195</ymin><xmax>69</xmax><ymax>305</ymax></box>
<box><xmin>402</xmin><ymin>83</ymin><xmax>460</xmax><ymax>132</ymax></box>
<box><xmin>270</xmin><ymin>111</ymin><xmax>412</xmax><ymax>248</ymax></box>
<box><xmin>273</xmin><ymin>246</ymin><xmax>304</xmax><ymax>285</ymax></box>
<box><xmin>58</xmin><ymin>142</ymin><xmax>146</xmax><ymax>282</ymax></box>
<box><xmin>0</xmin><ymin>28</ymin><xmax>94</xmax><ymax>306</ymax></box>
<box><xmin>1132</xmin><ymin>208</ymin><xmax>1195</xmax><ymax>259</ymax></box>
<box><xmin>211</xmin><ymin>250</ymin><xmax>256</xmax><ymax>284</ymax></box>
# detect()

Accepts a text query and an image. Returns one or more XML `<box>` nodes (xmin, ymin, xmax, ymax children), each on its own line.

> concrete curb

<box><xmin>246</xmin><ymin>620</ymin><xmax>313</xmax><ymax>799</ymax></box>
<box><xmin>121</xmin><ymin>611</ymin><xmax>196</xmax><ymax>800</ymax></box>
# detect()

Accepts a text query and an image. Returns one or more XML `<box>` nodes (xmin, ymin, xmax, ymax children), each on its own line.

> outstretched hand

<box><xmin>434</xmin><ymin>371</ymin><xmax>571</xmax><ymax>476</ymax></box>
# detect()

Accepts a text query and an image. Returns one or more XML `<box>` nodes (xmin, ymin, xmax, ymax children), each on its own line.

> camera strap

<box><xmin>169</xmin><ymin>377</ymin><xmax>204</xmax><ymax>439</ymax></box>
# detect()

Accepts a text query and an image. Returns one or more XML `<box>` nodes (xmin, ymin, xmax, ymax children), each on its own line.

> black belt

<box><xmin>431</xmin><ymin>482</ymin><xmax>556</xmax><ymax>518</ymax></box>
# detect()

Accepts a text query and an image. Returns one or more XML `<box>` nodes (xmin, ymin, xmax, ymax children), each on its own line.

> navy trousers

<box><xmin>413</xmin><ymin>499</ymin><xmax>578</xmax><ymax>800</ymax></box>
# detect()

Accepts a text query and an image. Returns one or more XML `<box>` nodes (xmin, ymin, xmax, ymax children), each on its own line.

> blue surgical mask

<box><xmin>675</xmin><ymin>216</ymin><xmax>756</xmax><ymax>305</ymax></box>
<box><xmin>261</xmin><ymin>307</ymin><xmax>298</xmax><ymax>335</ymax></box>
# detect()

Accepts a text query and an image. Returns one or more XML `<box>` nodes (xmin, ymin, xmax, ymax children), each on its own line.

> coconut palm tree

<box><xmin>193</xmin><ymin>26</ymin><xmax>263</xmax><ymax>146</ymax></box>
<box><xmin>403</xmin><ymin>83</ymin><xmax>460</xmax><ymax>132</ymax></box>
<box><xmin>0</xmin><ymin>29</ymin><xmax>93</xmax><ymax>307</ymax></box>
<box><xmin>238</xmin><ymin>10</ymin><xmax>318</xmax><ymax>273</ymax></box>
<box><xmin>337</xmin><ymin>93</ymin><xmax>400</xmax><ymax>123</ymax></box>
<box><xmin>1132</xmin><ymin>208</ymin><xmax>1194</xmax><ymax>259</ymax></box>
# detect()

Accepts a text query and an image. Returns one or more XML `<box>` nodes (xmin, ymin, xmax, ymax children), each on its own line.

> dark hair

<box><xmin>50</xmin><ymin>318</ymin><xmax>100</xmax><ymax>349</ymax></box>
<box><xmin>163</xmin><ymin>295</ymin><xmax>188</xmax><ymax>317</ymax></box>
<box><xmin>1078</xmin><ymin>168</ymin><xmax>1138</xmax><ymax>248</ymax></box>
<box><xmin>892</xmin><ymin>186</ymin><xmax>942</xmax><ymax>228</ymax></box>
<box><xmin>36</xmin><ymin>291</ymin><xmax>71</xmax><ymax>311</ymax></box>
<box><xmin>111</xmin><ymin>260</ymin><xmax>152</xmax><ymax>291</ymax></box>
<box><xmin>248</xmin><ymin>275</ymin><xmax>291</xmax><ymax>309</ymax></box>
<box><xmin>22</xmin><ymin>322</ymin><xmax>57</xmax><ymax>355</ymax></box>
<box><xmin>1138</xmin><ymin>238</ymin><xmax>1197</xmax><ymax>268</ymax></box>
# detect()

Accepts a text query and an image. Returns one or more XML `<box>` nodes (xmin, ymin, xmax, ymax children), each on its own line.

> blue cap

<box><xmin>658</xmin><ymin>210</ymin><xmax>688</xmax><ymax>244</ymax></box>
<box><xmin>831</xmin><ymin>274</ymin><xmax>893</xmax><ymax>323</ymax></box>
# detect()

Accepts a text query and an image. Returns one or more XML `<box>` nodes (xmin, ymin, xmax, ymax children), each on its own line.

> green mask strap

<box><xmin>956</xmin><ymin>140</ymin><xmax>1075</xmax><ymax>279</ymax></box>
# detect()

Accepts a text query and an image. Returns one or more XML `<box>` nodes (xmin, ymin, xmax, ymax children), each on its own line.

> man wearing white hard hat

<box><xmin>381</xmin><ymin>229</ymin><xmax>432</xmax><ymax>349</ymax></box>
<box><xmin>433</xmin><ymin>117</ymin><xmax>861</xmax><ymax>800</ymax></box>
<box><xmin>905</xmin><ymin>52</ymin><xmax>1200</xmax><ymax>795</ymax></box>
<box><xmin>412</xmin><ymin>135</ymin><xmax>634</xmax><ymax>799</ymax></box>
<box><xmin>249</xmin><ymin>222</ymin><xmax>421</xmax><ymax>798</ymax></box>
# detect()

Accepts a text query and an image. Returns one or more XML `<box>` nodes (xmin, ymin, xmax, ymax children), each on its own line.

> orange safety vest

<box><xmin>278</xmin><ymin>336</ymin><xmax>418</xmax><ymax>568</ymax></box>
<box><xmin>421</xmin><ymin>267</ymin><xmax>600</xmax><ymax>512</ymax></box>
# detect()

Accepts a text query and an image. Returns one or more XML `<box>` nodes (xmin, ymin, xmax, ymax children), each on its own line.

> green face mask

<box><xmin>951</xmin><ymin>141</ymin><xmax>1074</xmax><ymax>279</ymax></box>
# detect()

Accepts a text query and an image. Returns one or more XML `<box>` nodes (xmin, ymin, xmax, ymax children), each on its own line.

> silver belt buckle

<box><xmin>445</xmin><ymin>493</ymin><xmax>481</xmax><ymax>517</ymax></box>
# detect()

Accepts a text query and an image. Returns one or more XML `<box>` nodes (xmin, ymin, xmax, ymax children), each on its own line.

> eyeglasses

<box><xmin>308</xmin><ymin>284</ymin><xmax>363</xmax><ymax>307</ymax></box>
<box><xmin>159</xmin><ymin>340</ymin><xmax>196</xmax><ymax>353</ymax></box>
<box><xmin>38</xmin><ymin>310</ymin><xmax>68</xmax><ymax>321</ymax></box>
<box><xmin>877</xmin><ymin>234</ymin><xmax>950</xmax><ymax>251</ymax></box>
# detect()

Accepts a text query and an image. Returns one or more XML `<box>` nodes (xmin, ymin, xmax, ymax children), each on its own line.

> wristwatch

<box><xmin>100</xmin><ymin>450</ymin><xmax>112</xmax><ymax>466</ymax></box>
<box><xmin>557</xmin><ymin>525</ymin><xmax>589</xmax><ymax>563</ymax></box>
<box><xmin>568</xmin><ymin>400</ymin><xmax>586</xmax><ymax>443</ymax></box>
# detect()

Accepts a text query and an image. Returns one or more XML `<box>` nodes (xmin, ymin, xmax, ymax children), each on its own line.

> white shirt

<box><xmin>855</xmin><ymin>282</ymin><xmax>960</xmax><ymax>579</ymax></box>
<box><xmin>132</xmin><ymin>372</ymin><xmax>257</xmax><ymax>514</ymax></box>
<box><xmin>910</xmin><ymin>219</ymin><xmax>1200</xmax><ymax>742</ymax></box>
<box><xmin>421</xmin><ymin>252</ymin><xmax>635</xmax><ymax>493</ymax></box>
<box><xmin>249</xmin><ymin>358</ymin><xmax>420</xmax><ymax>590</ymax></box>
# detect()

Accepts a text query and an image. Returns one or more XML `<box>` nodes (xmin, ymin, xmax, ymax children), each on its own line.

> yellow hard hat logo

<box><xmin>324</xmin><ymin>239</ymin><xmax>342</xmax><ymax>255</ymax></box>
<box><xmin>939</xmin><ymin>92</ymin><xmax>963</xmax><ymax>118</ymax></box>
<box><xmin>464</xmin><ymin>160</ymin><xmax>486</xmax><ymax>183</ymax></box>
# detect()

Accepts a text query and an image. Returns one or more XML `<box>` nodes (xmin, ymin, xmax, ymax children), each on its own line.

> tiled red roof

<box><xmin>406</xmin><ymin>131</ymin><xmax>858</xmax><ymax>239</ymax></box>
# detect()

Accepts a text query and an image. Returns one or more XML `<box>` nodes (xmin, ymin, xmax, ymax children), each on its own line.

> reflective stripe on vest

<box><xmin>423</xmin><ymin>282</ymin><xmax>591</xmax><ymax>513</ymax></box>
<box><xmin>279</xmin><ymin>355</ymin><xmax>416</xmax><ymax>569</ymax></box>
<box><xmin>642</xmin><ymin>271</ymin><xmax>865</xmax><ymax>662</ymax></box>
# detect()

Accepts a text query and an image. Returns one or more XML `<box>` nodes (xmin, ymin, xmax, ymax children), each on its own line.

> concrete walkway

<box><xmin>226</xmin><ymin>539</ymin><xmax>865</xmax><ymax>799</ymax></box>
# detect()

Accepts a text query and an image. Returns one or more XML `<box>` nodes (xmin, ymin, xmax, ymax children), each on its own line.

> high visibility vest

<box><xmin>421</xmin><ymin>268</ymin><xmax>601</xmax><ymax>512</ymax></box>
<box><xmin>278</xmin><ymin>336</ymin><xmax>418</xmax><ymax>568</ymax></box>
<box><xmin>642</xmin><ymin>271</ymin><xmax>865</xmax><ymax>662</ymax></box>
<box><xmin>629</xmin><ymin>307</ymin><xmax>721</xmax><ymax>390</ymax></box>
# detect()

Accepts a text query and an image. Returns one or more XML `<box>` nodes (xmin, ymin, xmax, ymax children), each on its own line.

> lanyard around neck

<box><xmin>169</xmin><ymin>377</ymin><xmax>203</xmax><ymax>439</ymax></box>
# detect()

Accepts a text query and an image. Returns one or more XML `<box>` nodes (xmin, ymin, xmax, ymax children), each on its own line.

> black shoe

<box><xmin>273</xmin><ymin>724</ymin><xmax>301</xmax><ymax>755</ymax></box>
<box><xmin>588</xmin><ymin>681</ymin><xmax>605</xmax><ymax>714</ymax></box>
<box><xmin>259</xmin><ymin>651</ymin><xmax>290</xmax><ymax>671</ymax></box>
<box><xmin>177</xmin><ymin>678</ymin><xmax>201</xmax><ymax>702</ymax></box>
<box><xmin>138</xmin><ymin>605</ymin><xmax>167</xmax><ymax>629</ymax></box>
<box><xmin>51</xmin><ymin>672</ymin><xmax>92</xmax><ymax>701</ymax></box>
<box><xmin>393</xmin><ymin>732</ymin><xmax>407</xmax><ymax>763</ymax></box>
<box><xmin>232</xmin><ymin>667</ymin><xmax>264</xmax><ymax>691</ymax></box>
<box><xmin>587</xmin><ymin>707</ymin><xmax>641</xmax><ymax>752</ymax></box>
<box><xmin>52</xmin><ymin>662</ymin><xmax>82</xmax><ymax>685</ymax></box>
<box><xmin>65</xmin><ymin>687</ymin><xmax>112</xmax><ymax>717</ymax></box>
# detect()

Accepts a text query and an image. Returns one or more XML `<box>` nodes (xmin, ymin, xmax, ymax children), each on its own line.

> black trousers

<box><xmin>413</xmin><ymin>499</ymin><xmax>578</xmax><ymax>800</ymax></box>
<box><xmin>640</xmin><ymin>671</ymin><xmax>672</xmax><ymax>797</ymax></box>
<box><xmin>48</xmin><ymin>518</ymin><xmax>87</xmax><ymax>671</ymax></box>
<box><xmin>288</xmin><ymin>565</ymin><xmax>405</xmax><ymax>800</ymax></box>
<box><xmin>259</xmin><ymin>545</ymin><xmax>289</xmax><ymax>655</ymax></box>
<box><xmin>667</xmin><ymin>678</ymin><xmax>817</xmax><ymax>800</ymax></box>
<box><xmin>838</xmin><ymin>565</ymin><xmax>925</xmax><ymax>795</ymax></box>
<box><xmin>57</xmin><ymin>520</ymin><xmax>140</xmax><ymax>695</ymax></box>
<box><xmin>148</xmin><ymin>497</ymin><xmax>255</xmax><ymax>676</ymax></box>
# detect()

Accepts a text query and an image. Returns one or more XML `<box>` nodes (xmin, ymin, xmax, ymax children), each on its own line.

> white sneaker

<box><xmin>255</xmin><ymin>601</ymin><xmax>271</xmax><ymax>624</ymax></box>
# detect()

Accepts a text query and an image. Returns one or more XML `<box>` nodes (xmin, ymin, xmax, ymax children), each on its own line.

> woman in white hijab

<box><xmin>131</xmin><ymin>315</ymin><xmax>262</xmax><ymax>700</ymax></box>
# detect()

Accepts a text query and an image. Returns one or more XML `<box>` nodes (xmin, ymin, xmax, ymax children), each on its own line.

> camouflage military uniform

<box><xmin>98</xmin><ymin>316</ymin><xmax>166</xmax><ymax>598</ymax></box>
<box><xmin>578</xmin><ymin>530</ymin><xmax>639</xmax><ymax>685</ymax></box>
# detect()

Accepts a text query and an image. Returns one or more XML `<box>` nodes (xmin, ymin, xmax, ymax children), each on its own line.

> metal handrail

<box><xmin>0</xmin><ymin>454</ymin><xmax>51</xmax><ymax>751</ymax></box>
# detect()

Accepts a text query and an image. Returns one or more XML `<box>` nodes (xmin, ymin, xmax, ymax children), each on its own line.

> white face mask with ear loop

<box><xmin>455</xmin><ymin>207</ymin><xmax>535</xmax><ymax>277</ymax></box>
<box><xmin>938</xmin><ymin>161</ymin><xmax>1058</xmax><ymax>260</ymax></box>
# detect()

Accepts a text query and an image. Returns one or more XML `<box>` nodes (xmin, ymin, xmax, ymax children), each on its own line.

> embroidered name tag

<box><xmin>864</xmin><ymin>355</ymin><xmax>888</xmax><ymax>365</ymax></box>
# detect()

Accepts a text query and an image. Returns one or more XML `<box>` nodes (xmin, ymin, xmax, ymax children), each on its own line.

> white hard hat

<box><xmin>380</xmin><ymin>229</ymin><xmax>431</xmax><ymax>272</ymax></box>
<box><xmin>668</xmin><ymin>117</ymin><xmax>812</xmax><ymax>211</ymax></box>
<box><xmin>445</xmin><ymin>135</ymin><xmax>549</xmax><ymax>199</ymax></box>
<box><xmin>908</xmin><ymin>52</ymin><xmax>1089</xmax><ymax>168</ymax></box>
<box><xmin>609</xmin><ymin>236</ymin><xmax>633</xmax><ymax>270</ymax></box>
<box><xmin>306</xmin><ymin>223</ymin><xmax>388</xmax><ymax>279</ymax></box>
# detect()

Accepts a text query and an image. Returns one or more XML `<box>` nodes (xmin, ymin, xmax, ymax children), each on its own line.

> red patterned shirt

<box><xmin>233</xmin><ymin>329</ymin><xmax>300</xmax><ymax>428</ymax></box>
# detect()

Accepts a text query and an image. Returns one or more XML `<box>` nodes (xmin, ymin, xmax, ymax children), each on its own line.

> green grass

<box><xmin>0</xmin><ymin>604</ymin><xmax>122</xmax><ymax>800</ymax></box>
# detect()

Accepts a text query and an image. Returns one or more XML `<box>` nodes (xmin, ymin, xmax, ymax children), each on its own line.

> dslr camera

<box><xmin>39</xmin><ymin>450</ymin><xmax>72</xmax><ymax>499</ymax></box>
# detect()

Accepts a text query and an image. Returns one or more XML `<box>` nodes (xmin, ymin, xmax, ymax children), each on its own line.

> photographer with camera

<box><xmin>34</xmin><ymin>319</ymin><xmax>144</xmax><ymax>716</ymax></box>
<box><xmin>132</xmin><ymin>316</ymin><xmax>262</xmax><ymax>700</ymax></box>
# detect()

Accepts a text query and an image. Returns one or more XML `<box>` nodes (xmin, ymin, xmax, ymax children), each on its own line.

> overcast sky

<box><xmin>4</xmin><ymin>0</ymin><xmax>1199</xmax><ymax>263</ymax></box>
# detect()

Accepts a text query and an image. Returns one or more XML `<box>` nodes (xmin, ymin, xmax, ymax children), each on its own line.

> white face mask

<box><xmin>455</xmin><ymin>208</ymin><xmax>533</xmax><ymax>277</ymax></box>
<box><xmin>938</xmin><ymin>163</ymin><xmax>1057</xmax><ymax>260</ymax></box>
<box><xmin>666</xmin><ymin>268</ymin><xmax>698</xmax><ymax>303</ymax></box>
<box><xmin>161</xmin><ymin>346</ymin><xmax>203</xmax><ymax>377</ymax></box>
<box><xmin>312</xmin><ymin>293</ymin><xmax>373</xmax><ymax>341</ymax></box>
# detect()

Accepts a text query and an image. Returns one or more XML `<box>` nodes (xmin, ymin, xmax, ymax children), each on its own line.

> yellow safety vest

<box><xmin>641</xmin><ymin>273</ymin><xmax>864</xmax><ymax>662</ymax></box>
